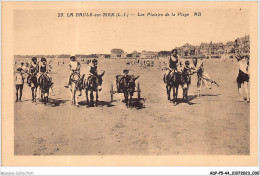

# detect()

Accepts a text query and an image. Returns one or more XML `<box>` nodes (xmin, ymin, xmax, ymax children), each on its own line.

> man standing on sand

<box><xmin>236</xmin><ymin>54</ymin><xmax>250</xmax><ymax>102</ymax></box>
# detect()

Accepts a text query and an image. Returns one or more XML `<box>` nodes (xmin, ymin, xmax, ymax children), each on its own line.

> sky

<box><xmin>14</xmin><ymin>8</ymin><xmax>250</xmax><ymax>55</ymax></box>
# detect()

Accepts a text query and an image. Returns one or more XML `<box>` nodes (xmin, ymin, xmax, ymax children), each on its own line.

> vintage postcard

<box><xmin>1</xmin><ymin>1</ymin><xmax>258</xmax><ymax>166</ymax></box>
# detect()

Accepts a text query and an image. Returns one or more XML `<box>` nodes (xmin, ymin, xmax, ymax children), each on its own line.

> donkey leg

<box><xmin>75</xmin><ymin>91</ymin><xmax>79</xmax><ymax>107</ymax></box>
<box><xmin>124</xmin><ymin>92</ymin><xmax>128</xmax><ymax>107</ymax></box>
<box><xmin>31</xmin><ymin>88</ymin><xmax>34</xmax><ymax>102</ymax></box>
<box><xmin>181</xmin><ymin>85</ymin><xmax>185</xmax><ymax>100</ymax></box>
<box><xmin>90</xmin><ymin>91</ymin><xmax>94</xmax><ymax>106</ymax></box>
<box><xmin>70</xmin><ymin>88</ymin><xmax>74</xmax><ymax>105</ymax></box>
<box><xmin>127</xmin><ymin>93</ymin><xmax>130</xmax><ymax>108</ymax></box>
<box><xmin>172</xmin><ymin>87</ymin><xmax>175</xmax><ymax>104</ymax></box>
<box><xmin>35</xmin><ymin>88</ymin><xmax>38</xmax><ymax>102</ymax></box>
<box><xmin>175</xmin><ymin>86</ymin><xmax>179</xmax><ymax>105</ymax></box>
<box><xmin>45</xmin><ymin>90</ymin><xmax>49</xmax><ymax>104</ymax></box>
<box><xmin>172</xmin><ymin>86</ymin><xmax>178</xmax><ymax>105</ymax></box>
<box><xmin>166</xmin><ymin>86</ymin><xmax>170</xmax><ymax>101</ymax></box>
<box><xmin>86</xmin><ymin>90</ymin><xmax>89</xmax><ymax>105</ymax></box>
<box><xmin>16</xmin><ymin>87</ymin><xmax>19</xmax><ymax>102</ymax></box>
<box><xmin>186</xmin><ymin>85</ymin><xmax>189</xmax><ymax>100</ymax></box>
<box><xmin>95</xmin><ymin>91</ymin><xmax>98</xmax><ymax>107</ymax></box>
<box><xmin>129</xmin><ymin>94</ymin><xmax>132</xmax><ymax>107</ymax></box>
<box><xmin>44</xmin><ymin>94</ymin><xmax>47</xmax><ymax>105</ymax></box>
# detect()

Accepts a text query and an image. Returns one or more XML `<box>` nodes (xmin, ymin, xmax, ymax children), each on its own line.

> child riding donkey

<box><xmin>38</xmin><ymin>57</ymin><xmax>53</xmax><ymax>86</ymax></box>
<box><xmin>163</xmin><ymin>49</ymin><xmax>182</xmax><ymax>83</ymax></box>
<box><xmin>117</xmin><ymin>69</ymin><xmax>139</xmax><ymax>107</ymax></box>
<box><xmin>87</xmin><ymin>59</ymin><xmax>103</xmax><ymax>91</ymax></box>
<box><xmin>66</xmin><ymin>56</ymin><xmax>85</xmax><ymax>106</ymax></box>
<box><xmin>65</xmin><ymin>56</ymin><xmax>83</xmax><ymax>93</ymax></box>
<box><xmin>84</xmin><ymin>59</ymin><xmax>105</xmax><ymax>106</ymax></box>
<box><xmin>163</xmin><ymin>49</ymin><xmax>184</xmax><ymax>104</ymax></box>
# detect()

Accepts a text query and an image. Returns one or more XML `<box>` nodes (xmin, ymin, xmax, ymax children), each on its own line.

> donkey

<box><xmin>69</xmin><ymin>71</ymin><xmax>85</xmax><ymax>107</ymax></box>
<box><xmin>165</xmin><ymin>70</ymin><xmax>183</xmax><ymax>105</ymax></box>
<box><xmin>28</xmin><ymin>73</ymin><xmax>38</xmax><ymax>102</ymax></box>
<box><xmin>117</xmin><ymin>75</ymin><xmax>139</xmax><ymax>107</ymax></box>
<box><xmin>84</xmin><ymin>71</ymin><xmax>105</xmax><ymax>107</ymax></box>
<box><xmin>180</xmin><ymin>68</ymin><xmax>192</xmax><ymax>101</ymax></box>
<box><xmin>38</xmin><ymin>73</ymin><xmax>53</xmax><ymax>105</ymax></box>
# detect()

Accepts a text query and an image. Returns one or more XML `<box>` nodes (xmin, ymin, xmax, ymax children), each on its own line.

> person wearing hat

<box><xmin>88</xmin><ymin>59</ymin><xmax>105</xmax><ymax>91</ymax></box>
<box><xmin>118</xmin><ymin>69</ymin><xmax>139</xmax><ymax>87</ymax></box>
<box><xmin>27</xmin><ymin>57</ymin><xmax>39</xmax><ymax>86</ymax></box>
<box><xmin>38</xmin><ymin>57</ymin><xmax>53</xmax><ymax>85</ymax></box>
<box><xmin>88</xmin><ymin>59</ymin><xmax>98</xmax><ymax>77</ymax></box>
<box><xmin>236</xmin><ymin>54</ymin><xmax>250</xmax><ymax>102</ymax></box>
<box><xmin>65</xmin><ymin>56</ymin><xmax>81</xmax><ymax>88</ymax></box>
<box><xmin>15</xmin><ymin>67</ymin><xmax>25</xmax><ymax>102</ymax></box>
<box><xmin>118</xmin><ymin>69</ymin><xmax>131</xmax><ymax>86</ymax></box>
<box><xmin>20</xmin><ymin>62</ymin><xmax>27</xmax><ymax>74</ymax></box>
<box><xmin>123</xmin><ymin>69</ymin><xmax>129</xmax><ymax>75</ymax></box>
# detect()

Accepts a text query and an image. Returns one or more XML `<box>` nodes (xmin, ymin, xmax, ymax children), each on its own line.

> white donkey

<box><xmin>69</xmin><ymin>71</ymin><xmax>85</xmax><ymax>107</ymax></box>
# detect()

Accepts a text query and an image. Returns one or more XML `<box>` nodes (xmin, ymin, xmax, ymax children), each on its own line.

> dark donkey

<box><xmin>117</xmin><ymin>75</ymin><xmax>139</xmax><ymax>107</ymax></box>
<box><xmin>165</xmin><ymin>70</ymin><xmax>183</xmax><ymax>105</ymax></box>
<box><xmin>84</xmin><ymin>71</ymin><xmax>105</xmax><ymax>107</ymax></box>
<box><xmin>28</xmin><ymin>73</ymin><xmax>38</xmax><ymax>102</ymax></box>
<box><xmin>180</xmin><ymin>68</ymin><xmax>192</xmax><ymax>101</ymax></box>
<box><xmin>38</xmin><ymin>73</ymin><xmax>53</xmax><ymax>105</ymax></box>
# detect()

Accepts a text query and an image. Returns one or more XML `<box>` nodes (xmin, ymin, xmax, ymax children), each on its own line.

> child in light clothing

<box><xmin>15</xmin><ymin>67</ymin><xmax>25</xmax><ymax>102</ymax></box>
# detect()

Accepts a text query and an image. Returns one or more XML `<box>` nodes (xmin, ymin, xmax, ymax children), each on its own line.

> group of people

<box><xmin>163</xmin><ymin>49</ymin><xmax>220</xmax><ymax>98</ymax></box>
<box><xmin>163</xmin><ymin>48</ymin><xmax>249</xmax><ymax>102</ymax></box>
<box><xmin>15</xmin><ymin>57</ymin><xmax>53</xmax><ymax>102</ymax></box>
<box><xmin>15</xmin><ymin>55</ymin><xmax>102</xmax><ymax>102</ymax></box>
<box><xmin>15</xmin><ymin>48</ymin><xmax>250</xmax><ymax>103</ymax></box>
<box><xmin>65</xmin><ymin>56</ymin><xmax>101</xmax><ymax>96</ymax></box>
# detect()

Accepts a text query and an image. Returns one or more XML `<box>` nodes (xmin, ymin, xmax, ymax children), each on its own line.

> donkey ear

<box><xmin>100</xmin><ymin>71</ymin><xmax>105</xmax><ymax>77</ymax></box>
<box><xmin>133</xmin><ymin>76</ymin><xmax>139</xmax><ymax>81</ymax></box>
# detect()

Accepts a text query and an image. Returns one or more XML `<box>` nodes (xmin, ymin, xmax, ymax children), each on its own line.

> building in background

<box><xmin>111</xmin><ymin>48</ymin><xmax>125</xmax><ymax>58</ymax></box>
<box><xmin>140</xmin><ymin>50</ymin><xmax>158</xmax><ymax>59</ymax></box>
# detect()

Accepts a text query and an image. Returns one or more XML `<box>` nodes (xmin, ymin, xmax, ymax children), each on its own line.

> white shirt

<box><xmin>239</xmin><ymin>58</ymin><xmax>249</xmax><ymax>74</ymax></box>
<box><xmin>69</xmin><ymin>61</ymin><xmax>80</xmax><ymax>71</ymax></box>
<box><xmin>15</xmin><ymin>72</ymin><xmax>24</xmax><ymax>85</ymax></box>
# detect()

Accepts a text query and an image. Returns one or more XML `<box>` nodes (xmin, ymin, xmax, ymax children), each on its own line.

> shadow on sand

<box><xmin>173</xmin><ymin>94</ymin><xmax>220</xmax><ymax>105</ymax></box>
<box><xmin>200</xmin><ymin>94</ymin><xmax>221</xmax><ymax>97</ymax></box>
<box><xmin>22</xmin><ymin>98</ymin><xmax>68</xmax><ymax>107</ymax></box>
<box><xmin>78</xmin><ymin>100</ymin><xmax>115</xmax><ymax>108</ymax></box>
<box><xmin>122</xmin><ymin>98</ymin><xmax>145</xmax><ymax>109</ymax></box>
<box><xmin>46</xmin><ymin>98</ymin><xmax>69</xmax><ymax>107</ymax></box>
